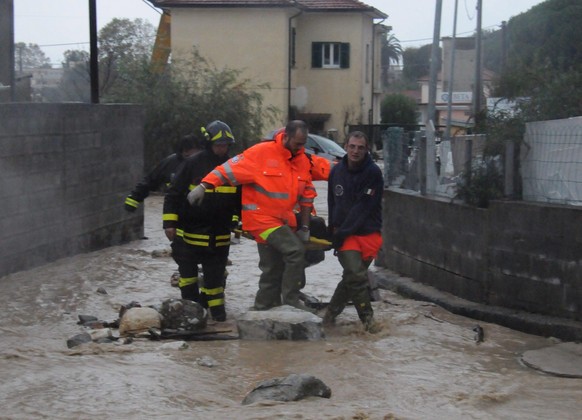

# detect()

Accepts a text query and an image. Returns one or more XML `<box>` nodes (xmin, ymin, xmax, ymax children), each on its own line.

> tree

<box><xmin>492</xmin><ymin>0</ymin><xmax>582</xmax><ymax>121</ymax></box>
<box><xmin>103</xmin><ymin>47</ymin><xmax>278</xmax><ymax>168</ymax></box>
<box><xmin>381</xmin><ymin>33</ymin><xmax>402</xmax><ymax>88</ymax></box>
<box><xmin>14</xmin><ymin>43</ymin><xmax>51</xmax><ymax>70</ymax></box>
<box><xmin>380</xmin><ymin>93</ymin><xmax>418</xmax><ymax>127</ymax></box>
<box><xmin>402</xmin><ymin>44</ymin><xmax>437</xmax><ymax>82</ymax></box>
<box><xmin>97</xmin><ymin>18</ymin><xmax>156</xmax><ymax>97</ymax></box>
<box><xmin>58</xmin><ymin>50</ymin><xmax>91</xmax><ymax>102</ymax></box>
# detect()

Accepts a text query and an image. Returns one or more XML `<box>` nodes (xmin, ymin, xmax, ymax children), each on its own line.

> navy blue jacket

<box><xmin>327</xmin><ymin>153</ymin><xmax>383</xmax><ymax>240</ymax></box>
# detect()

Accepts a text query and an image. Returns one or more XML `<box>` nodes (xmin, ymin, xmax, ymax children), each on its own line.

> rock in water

<box><xmin>237</xmin><ymin>305</ymin><xmax>324</xmax><ymax>340</ymax></box>
<box><xmin>158</xmin><ymin>299</ymin><xmax>207</xmax><ymax>331</ymax></box>
<box><xmin>66</xmin><ymin>332</ymin><xmax>92</xmax><ymax>348</ymax></box>
<box><xmin>242</xmin><ymin>373</ymin><xmax>331</xmax><ymax>405</ymax></box>
<box><xmin>119</xmin><ymin>307</ymin><xmax>162</xmax><ymax>336</ymax></box>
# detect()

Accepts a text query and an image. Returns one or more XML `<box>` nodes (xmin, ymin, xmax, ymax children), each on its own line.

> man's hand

<box><xmin>165</xmin><ymin>228</ymin><xmax>176</xmax><ymax>242</ymax></box>
<box><xmin>187</xmin><ymin>184</ymin><xmax>206</xmax><ymax>206</ymax></box>
<box><xmin>296</xmin><ymin>225</ymin><xmax>310</xmax><ymax>243</ymax></box>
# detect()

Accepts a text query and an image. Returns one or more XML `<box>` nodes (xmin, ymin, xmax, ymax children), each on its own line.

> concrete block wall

<box><xmin>382</xmin><ymin>189</ymin><xmax>582</xmax><ymax>321</ymax></box>
<box><xmin>0</xmin><ymin>103</ymin><xmax>144</xmax><ymax>278</ymax></box>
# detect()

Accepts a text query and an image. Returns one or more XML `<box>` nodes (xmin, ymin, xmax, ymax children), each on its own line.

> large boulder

<box><xmin>242</xmin><ymin>373</ymin><xmax>331</xmax><ymax>405</ymax></box>
<box><xmin>236</xmin><ymin>305</ymin><xmax>324</xmax><ymax>341</ymax></box>
<box><xmin>158</xmin><ymin>299</ymin><xmax>207</xmax><ymax>331</ymax></box>
<box><xmin>119</xmin><ymin>307</ymin><xmax>162</xmax><ymax>336</ymax></box>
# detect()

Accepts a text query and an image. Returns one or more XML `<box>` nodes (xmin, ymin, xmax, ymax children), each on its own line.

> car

<box><xmin>262</xmin><ymin>130</ymin><xmax>346</xmax><ymax>164</ymax></box>
<box><xmin>304</xmin><ymin>133</ymin><xmax>346</xmax><ymax>164</ymax></box>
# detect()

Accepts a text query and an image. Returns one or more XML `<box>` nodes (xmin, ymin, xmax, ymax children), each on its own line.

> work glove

<box><xmin>230</xmin><ymin>215</ymin><xmax>241</xmax><ymax>232</ymax></box>
<box><xmin>296</xmin><ymin>225</ymin><xmax>310</xmax><ymax>243</ymax></box>
<box><xmin>187</xmin><ymin>184</ymin><xmax>206</xmax><ymax>206</ymax></box>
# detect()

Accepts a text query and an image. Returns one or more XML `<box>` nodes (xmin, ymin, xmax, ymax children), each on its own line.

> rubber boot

<box><xmin>180</xmin><ymin>283</ymin><xmax>199</xmax><ymax>302</ymax></box>
<box><xmin>337</xmin><ymin>250</ymin><xmax>382</xmax><ymax>333</ymax></box>
<box><xmin>323</xmin><ymin>281</ymin><xmax>349</xmax><ymax>325</ymax></box>
<box><xmin>209</xmin><ymin>305</ymin><xmax>227</xmax><ymax>322</ymax></box>
<box><xmin>200</xmin><ymin>263</ymin><xmax>227</xmax><ymax>321</ymax></box>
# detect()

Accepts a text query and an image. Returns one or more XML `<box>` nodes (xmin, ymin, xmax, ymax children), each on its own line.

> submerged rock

<box><xmin>77</xmin><ymin>315</ymin><xmax>99</xmax><ymax>325</ymax></box>
<box><xmin>66</xmin><ymin>332</ymin><xmax>92</xmax><ymax>348</ymax></box>
<box><xmin>159</xmin><ymin>341</ymin><xmax>189</xmax><ymax>351</ymax></box>
<box><xmin>242</xmin><ymin>373</ymin><xmax>331</xmax><ymax>405</ymax></box>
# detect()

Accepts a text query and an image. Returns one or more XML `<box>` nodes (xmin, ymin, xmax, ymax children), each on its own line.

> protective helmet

<box><xmin>201</xmin><ymin>120</ymin><xmax>235</xmax><ymax>145</ymax></box>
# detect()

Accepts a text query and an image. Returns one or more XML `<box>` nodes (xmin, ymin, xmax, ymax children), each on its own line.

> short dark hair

<box><xmin>346</xmin><ymin>130</ymin><xmax>370</xmax><ymax>148</ymax></box>
<box><xmin>285</xmin><ymin>120</ymin><xmax>308</xmax><ymax>138</ymax></box>
<box><xmin>177</xmin><ymin>134</ymin><xmax>201</xmax><ymax>154</ymax></box>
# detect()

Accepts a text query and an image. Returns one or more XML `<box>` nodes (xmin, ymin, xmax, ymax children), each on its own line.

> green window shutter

<box><xmin>312</xmin><ymin>42</ymin><xmax>322</xmax><ymax>68</ymax></box>
<box><xmin>340</xmin><ymin>43</ymin><xmax>350</xmax><ymax>68</ymax></box>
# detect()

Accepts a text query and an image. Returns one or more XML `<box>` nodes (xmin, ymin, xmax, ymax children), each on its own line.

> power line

<box><xmin>37</xmin><ymin>42</ymin><xmax>90</xmax><ymax>48</ymax></box>
<box><xmin>141</xmin><ymin>0</ymin><xmax>162</xmax><ymax>14</ymax></box>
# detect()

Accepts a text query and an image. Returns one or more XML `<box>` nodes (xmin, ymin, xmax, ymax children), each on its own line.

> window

<box><xmin>311</xmin><ymin>42</ymin><xmax>350</xmax><ymax>69</ymax></box>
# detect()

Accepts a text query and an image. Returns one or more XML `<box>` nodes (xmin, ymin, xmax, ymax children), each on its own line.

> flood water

<box><xmin>1</xmin><ymin>183</ymin><xmax>580</xmax><ymax>419</ymax></box>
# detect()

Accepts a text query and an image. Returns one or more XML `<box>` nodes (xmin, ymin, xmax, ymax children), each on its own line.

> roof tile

<box><xmin>151</xmin><ymin>0</ymin><xmax>386</xmax><ymax>18</ymax></box>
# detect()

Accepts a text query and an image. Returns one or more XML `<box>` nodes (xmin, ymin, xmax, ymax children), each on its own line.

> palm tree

<box><xmin>381</xmin><ymin>33</ymin><xmax>403</xmax><ymax>88</ymax></box>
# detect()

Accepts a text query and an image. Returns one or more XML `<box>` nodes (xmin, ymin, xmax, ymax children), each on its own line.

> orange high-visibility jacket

<box><xmin>202</xmin><ymin>131</ymin><xmax>316</xmax><ymax>236</ymax></box>
<box><xmin>309</xmin><ymin>153</ymin><xmax>332</xmax><ymax>181</ymax></box>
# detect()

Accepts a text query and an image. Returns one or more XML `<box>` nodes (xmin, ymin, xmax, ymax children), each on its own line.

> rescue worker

<box><xmin>323</xmin><ymin>131</ymin><xmax>384</xmax><ymax>333</ymax></box>
<box><xmin>309</xmin><ymin>152</ymin><xmax>333</xmax><ymax>182</ymax></box>
<box><xmin>163</xmin><ymin>121</ymin><xmax>240</xmax><ymax>322</ymax></box>
<box><xmin>124</xmin><ymin>134</ymin><xmax>201</xmax><ymax>212</ymax></box>
<box><xmin>189</xmin><ymin>120</ymin><xmax>316</xmax><ymax>312</ymax></box>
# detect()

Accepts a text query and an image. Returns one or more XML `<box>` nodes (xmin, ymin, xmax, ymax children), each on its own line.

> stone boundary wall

<box><xmin>381</xmin><ymin>188</ymin><xmax>582</xmax><ymax>321</ymax></box>
<box><xmin>0</xmin><ymin>103</ymin><xmax>144</xmax><ymax>277</ymax></box>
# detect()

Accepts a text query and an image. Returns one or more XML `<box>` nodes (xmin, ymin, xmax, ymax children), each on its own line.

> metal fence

<box><xmin>521</xmin><ymin>118</ymin><xmax>582</xmax><ymax>206</ymax></box>
<box><xmin>361</xmin><ymin>119</ymin><xmax>582</xmax><ymax>207</ymax></box>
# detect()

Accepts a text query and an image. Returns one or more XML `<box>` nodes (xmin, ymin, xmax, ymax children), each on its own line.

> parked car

<box><xmin>304</xmin><ymin>134</ymin><xmax>346</xmax><ymax>164</ymax></box>
<box><xmin>262</xmin><ymin>130</ymin><xmax>346</xmax><ymax>163</ymax></box>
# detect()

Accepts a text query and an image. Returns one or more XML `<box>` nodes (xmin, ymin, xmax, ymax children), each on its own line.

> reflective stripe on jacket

<box><xmin>163</xmin><ymin>149</ymin><xmax>241</xmax><ymax>247</ymax></box>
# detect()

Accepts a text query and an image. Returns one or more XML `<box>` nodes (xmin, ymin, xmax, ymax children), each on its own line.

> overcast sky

<box><xmin>13</xmin><ymin>0</ymin><xmax>546</xmax><ymax>66</ymax></box>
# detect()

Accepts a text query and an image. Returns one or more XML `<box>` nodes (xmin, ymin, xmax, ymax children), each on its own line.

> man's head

<box><xmin>283</xmin><ymin>120</ymin><xmax>308</xmax><ymax>156</ymax></box>
<box><xmin>177</xmin><ymin>134</ymin><xmax>201</xmax><ymax>159</ymax></box>
<box><xmin>344</xmin><ymin>131</ymin><xmax>370</xmax><ymax>167</ymax></box>
<box><xmin>202</xmin><ymin>120</ymin><xmax>235</xmax><ymax>157</ymax></box>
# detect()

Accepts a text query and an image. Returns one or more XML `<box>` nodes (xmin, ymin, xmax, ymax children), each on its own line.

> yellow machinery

<box><xmin>150</xmin><ymin>10</ymin><xmax>171</xmax><ymax>74</ymax></box>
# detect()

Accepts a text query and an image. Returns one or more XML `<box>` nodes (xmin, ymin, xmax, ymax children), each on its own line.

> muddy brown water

<box><xmin>1</xmin><ymin>185</ymin><xmax>580</xmax><ymax>419</ymax></box>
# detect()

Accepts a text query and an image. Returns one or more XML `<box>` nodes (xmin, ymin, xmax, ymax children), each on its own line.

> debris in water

<box><xmin>473</xmin><ymin>325</ymin><xmax>484</xmax><ymax>343</ymax></box>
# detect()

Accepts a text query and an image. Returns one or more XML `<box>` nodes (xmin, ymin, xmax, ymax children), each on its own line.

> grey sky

<box><xmin>13</xmin><ymin>0</ymin><xmax>545</xmax><ymax>66</ymax></box>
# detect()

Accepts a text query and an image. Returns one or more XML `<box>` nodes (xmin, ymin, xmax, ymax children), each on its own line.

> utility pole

<box><xmin>445</xmin><ymin>0</ymin><xmax>459</xmax><ymax>141</ymax></box>
<box><xmin>0</xmin><ymin>0</ymin><xmax>15</xmax><ymax>102</ymax></box>
<box><xmin>501</xmin><ymin>20</ymin><xmax>507</xmax><ymax>71</ymax></box>
<box><xmin>89</xmin><ymin>0</ymin><xmax>99</xmax><ymax>104</ymax></box>
<box><xmin>473</xmin><ymin>0</ymin><xmax>483</xmax><ymax>128</ymax></box>
<box><xmin>425</xmin><ymin>0</ymin><xmax>442</xmax><ymax>194</ymax></box>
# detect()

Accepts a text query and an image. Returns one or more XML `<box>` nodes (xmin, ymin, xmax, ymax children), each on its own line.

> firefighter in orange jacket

<box><xmin>188</xmin><ymin>120</ymin><xmax>316</xmax><ymax>312</ymax></box>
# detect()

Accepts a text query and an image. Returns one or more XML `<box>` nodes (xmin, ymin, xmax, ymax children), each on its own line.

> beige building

<box><xmin>149</xmin><ymin>0</ymin><xmax>387</xmax><ymax>141</ymax></box>
<box><xmin>417</xmin><ymin>37</ymin><xmax>495</xmax><ymax>135</ymax></box>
